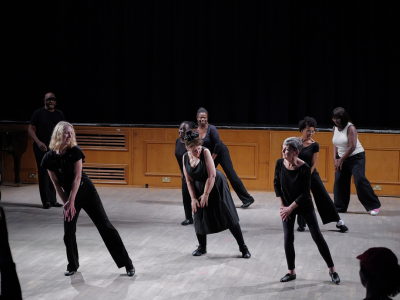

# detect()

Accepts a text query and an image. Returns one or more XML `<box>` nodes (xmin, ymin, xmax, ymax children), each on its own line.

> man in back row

<box><xmin>28</xmin><ymin>93</ymin><xmax>65</xmax><ymax>209</ymax></box>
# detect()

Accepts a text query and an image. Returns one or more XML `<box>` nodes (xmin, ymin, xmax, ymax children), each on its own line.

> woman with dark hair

<box><xmin>296</xmin><ymin>117</ymin><xmax>348</xmax><ymax>233</ymax></box>
<box><xmin>41</xmin><ymin>121</ymin><xmax>135</xmax><ymax>277</ymax></box>
<box><xmin>195</xmin><ymin>107</ymin><xmax>255</xmax><ymax>208</ymax></box>
<box><xmin>332</xmin><ymin>107</ymin><xmax>381</xmax><ymax>215</ymax></box>
<box><xmin>274</xmin><ymin>137</ymin><xmax>340</xmax><ymax>284</ymax></box>
<box><xmin>182</xmin><ymin>131</ymin><xmax>251</xmax><ymax>258</ymax></box>
<box><xmin>357</xmin><ymin>247</ymin><xmax>400</xmax><ymax>299</ymax></box>
<box><xmin>175</xmin><ymin>121</ymin><xmax>195</xmax><ymax>225</ymax></box>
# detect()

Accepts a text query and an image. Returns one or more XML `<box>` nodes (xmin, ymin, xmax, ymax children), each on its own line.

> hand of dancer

<box><xmin>191</xmin><ymin>198</ymin><xmax>199</xmax><ymax>213</ymax></box>
<box><xmin>280</xmin><ymin>206</ymin><xmax>292</xmax><ymax>221</ymax></box>
<box><xmin>63</xmin><ymin>200</ymin><xmax>76</xmax><ymax>222</ymax></box>
<box><xmin>334</xmin><ymin>158</ymin><xmax>343</xmax><ymax>171</ymax></box>
<box><xmin>199</xmin><ymin>194</ymin><xmax>209</xmax><ymax>208</ymax></box>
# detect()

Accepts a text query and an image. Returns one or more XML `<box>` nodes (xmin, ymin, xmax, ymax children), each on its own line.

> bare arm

<box><xmin>28</xmin><ymin>124</ymin><xmax>47</xmax><ymax>151</ymax></box>
<box><xmin>63</xmin><ymin>159</ymin><xmax>83</xmax><ymax>222</ymax></box>
<box><xmin>183</xmin><ymin>156</ymin><xmax>199</xmax><ymax>213</ymax></box>
<box><xmin>47</xmin><ymin>170</ymin><xmax>68</xmax><ymax>204</ymax></box>
<box><xmin>198</xmin><ymin>149</ymin><xmax>216</xmax><ymax>208</ymax></box>
<box><xmin>310</xmin><ymin>152</ymin><xmax>319</xmax><ymax>174</ymax></box>
<box><xmin>335</xmin><ymin>125</ymin><xmax>357</xmax><ymax>171</ymax></box>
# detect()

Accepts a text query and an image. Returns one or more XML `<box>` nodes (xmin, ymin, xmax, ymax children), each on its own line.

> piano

<box><xmin>0</xmin><ymin>130</ymin><xmax>28</xmax><ymax>185</ymax></box>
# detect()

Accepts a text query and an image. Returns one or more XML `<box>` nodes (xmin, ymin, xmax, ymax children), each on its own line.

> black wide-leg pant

<box><xmin>181</xmin><ymin>178</ymin><xmax>192</xmax><ymax>220</ymax></box>
<box><xmin>214</xmin><ymin>144</ymin><xmax>254</xmax><ymax>204</ymax></box>
<box><xmin>283</xmin><ymin>210</ymin><xmax>334</xmax><ymax>270</ymax></box>
<box><xmin>196</xmin><ymin>222</ymin><xmax>245</xmax><ymax>247</ymax></box>
<box><xmin>334</xmin><ymin>152</ymin><xmax>381</xmax><ymax>213</ymax></box>
<box><xmin>64</xmin><ymin>190</ymin><xmax>132</xmax><ymax>272</ymax></box>
<box><xmin>33</xmin><ymin>146</ymin><xmax>57</xmax><ymax>205</ymax></box>
<box><xmin>297</xmin><ymin>170</ymin><xmax>340</xmax><ymax>228</ymax></box>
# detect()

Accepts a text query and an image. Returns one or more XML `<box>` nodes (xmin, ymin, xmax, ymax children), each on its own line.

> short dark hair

<box><xmin>196</xmin><ymin>107</ymin><xmax>208</xmax><ymax>118</ymax></box>
<box><xmin>298</xmin><ymin>116</ymin><xmax>317</xmax><ymax>132</ymax></box>
<box><xmin>180</xmin><ymin>121</ymin><xmax>195</xmax><ymax>129</ymax></box>
<box><xmin>332</xmin><ymin>107</ymin><xmax>351</xmax><ymax>127</ymax></box>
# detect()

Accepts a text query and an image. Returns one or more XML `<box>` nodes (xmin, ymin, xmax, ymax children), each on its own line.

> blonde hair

<box><xmin>49</xmin><ymin>121</ymin><xmax>77</xmax><ymax>151</ymax></box>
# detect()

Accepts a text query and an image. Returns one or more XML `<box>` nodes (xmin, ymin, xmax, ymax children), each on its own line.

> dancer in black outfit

<box><xmin>182</xmin><ymin>131</ymin><xmax>251</xmax><ymax>258</ymax></box>
<box><xmin>275</xmin><ymin>137</ymin><xmax>340</xmax><ymax>284</ymax></box>
<box><xmin>175</xmin><ymin>121</ymin><xmax>194</xmax><ymax>225</ymax></box>
<box><xmin>357</xmin><ymin>247</ymin><xmax>400</xmax><ymax>300</ymax></box>
<box><xmin>332</xmin><ymin>107</ymin><xmax>381</xmax><ymax>215</ymax></box>
<box><xmin>41</xmin><ymin>121</ymin><xmax>135</xmax><ymax>277</ymax></box>
<box><xmin>0</xmin><ymin>207</ymin><xmax>22</xmax><ymax>300</ymax></box>
<box><xmin>296</xmin><ymin>117</ymin><xmax>348</xmax><ymax>233</ymax></box>
<box><xmin>195</xmin><ymin>107</ymin><xmax>254</xmax><ymax>208</ymax></box>
<box><xmin>28</xmin><ymin>92</ymin><xmax>65</xmax><ymax>209</ymax></box>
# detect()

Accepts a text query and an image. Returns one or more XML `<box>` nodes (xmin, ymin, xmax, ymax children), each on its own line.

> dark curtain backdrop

<box><xmin>2</xmin><ymin>1</ymin><xmax>399</xmax><ymax>128</ymax></box>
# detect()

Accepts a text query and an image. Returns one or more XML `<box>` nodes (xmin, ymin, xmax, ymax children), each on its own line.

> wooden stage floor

<box><xmin>1</xmin><ymin>184</ymin><xmax>399</xmax><ymax>300</ymax></box>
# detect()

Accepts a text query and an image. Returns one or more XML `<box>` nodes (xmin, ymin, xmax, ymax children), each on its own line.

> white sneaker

<box><xmin>370</xmin><ymin>208</ymin><xmax>380</xmax><ymax>216</ymax></box>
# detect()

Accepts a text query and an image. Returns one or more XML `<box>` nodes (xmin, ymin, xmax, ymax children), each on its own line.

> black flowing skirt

<box><xmin>193</xmin><ymin>169</ymin><xmax>240</xmax><ymax>235</ymax></box>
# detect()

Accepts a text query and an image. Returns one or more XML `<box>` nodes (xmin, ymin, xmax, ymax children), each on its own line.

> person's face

<box><xmin>179</xmin><ymin>123</ymin><xmax>190</xmax><ymax>139</ymax></box>
<box><xmin>332</xmin><ymin>117</ymin><xmax>341</xmax><ymax>128</ymax></box>
<box><xmin>197</xmin><ymin>112</ymin><xmax>208</xmax><ymax>126</ymax></box>
<box><xmin>282</xmin><ymin>144</ymin><xmax>298</xmax><ymax>160</ymax></box>
<box><xmin>187</xmin><ymin>145</ymin><xmax>202</xmax><ymax>158</ymax></box>
<box><xmin>63</xmin><ymin>126</ymin><xmax>73</xmax><ymax>146</ymax></box>
<box><xmin>301</xmin><ymin>126</ymin><xmax>315</xmax><ymax>140</ymax></box>
<box><xmin>44</xmin><ymin>93</ymin><xmax>57</xmax><ymax>111</ymax></box>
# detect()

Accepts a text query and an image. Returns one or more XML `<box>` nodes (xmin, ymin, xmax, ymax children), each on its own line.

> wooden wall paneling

<box><xmin>1</xmin><ymin>123</ymin><xmax>399</xmax><ymax>196</ymax></box>
<box><xmin>357</xmin><ymin>133</ymin><xmax>400</xmax><ymax>196</ymax></box>
<box><xmin>0</xmin><ymin>124</ymin><xmax>38</xmax><ymax>184</ymax></box>
<box><xmin>132</xmin><ymin>128</ymin><xmax>182</xmax><ymax>188</ymax></box>
<box><xmin>74</xmin><ymin>126</ymin><xmax>132</xmax><ymax>185</ymax></box>
<box><xmin>218</xmin><ymin>129</ymin><xmax>269</xmax><ymax>191</ymax></box>
<box><xmin>143</xmin><ymin>140</ymin><xmax>181</xmax><ymax>177</ymax></box>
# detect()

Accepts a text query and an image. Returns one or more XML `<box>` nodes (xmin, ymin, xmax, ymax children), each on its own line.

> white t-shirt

<box><xmin>332</xmin><ymin>122</ymin><xmax>364</xmax><ymax>157</ymax></box>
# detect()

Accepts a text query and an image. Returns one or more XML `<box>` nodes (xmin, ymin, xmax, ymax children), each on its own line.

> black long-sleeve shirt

<box><xmin>274</xmin><ymin>159</ymin><xmax>314</xmax><ymax>215</ymax></box>
<box><xmin>195</xmin><ymin>124</ymin><xmax>222</xmax><ymax>155</ymax></box>
<box><xmin>175</xmin><ymin>138</ymin><xmax>187</xmax><ymax>175</ymax></box>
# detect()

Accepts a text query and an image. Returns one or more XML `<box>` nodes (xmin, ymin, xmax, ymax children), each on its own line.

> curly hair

<box><xmin>49</xmin><ymin>121</ymin><xmax>77</xmax><ymax>151</ymax></box>
<box><xmin>184</xmin><ymin>131</ymin><xmax>202</xmax><ymax>148</ymax></box>
<box><xmin>298</xmin><ymin>116</ymin><xmax>317</xmax><ymax>132</ymax></box>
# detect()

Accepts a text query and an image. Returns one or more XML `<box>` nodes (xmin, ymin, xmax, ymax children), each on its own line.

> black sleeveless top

<box><xmin>184</xmin><ymin>147</ymin><xmax>208</xmax><ymax>183</ymax></box>
<box><xmin>298</xmin><ymin>142</ymin><xmax>319</xmax><ymax>169</ymax></box>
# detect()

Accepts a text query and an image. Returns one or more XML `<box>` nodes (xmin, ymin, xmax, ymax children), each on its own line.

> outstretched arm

<box><xmin>48</xmin><ymin>170</ymin><xmax>68</xmax><ymax>204</ymax></box>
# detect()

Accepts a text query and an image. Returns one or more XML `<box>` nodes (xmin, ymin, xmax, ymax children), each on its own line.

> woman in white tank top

<box><xmin>331</xmin><ymin>107</ymin><xmax>381</xmax><ymax>216</ymax></box>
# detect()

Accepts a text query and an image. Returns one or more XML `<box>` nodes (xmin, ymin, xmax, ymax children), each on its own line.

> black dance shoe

<box><xmin>241</xmin><ymin>199</ymin><xmax>255</xmax><ymax>209</ymax></box>
<box><xmin>336</xmin><ymin>224</ymin><xmax>348</xmax><ymax>233</ymax></box>
<box><xmin>64</xmin><ymin>270</ymin><xmax>76</xmax><ymax>276</ymax></box>
<box><xmin>239</xmin><ymin>244</ymin><xmax>251</xmax><ymax>258</ymax></box>
<box><xmin>192</xmin><ymin>245</ymin><xmax>207</xmax><ymax>256</ymax></box>
<box><xmin>181</xmin><ymin>219</ymin><xmax>193</xmax><ymax>226</ymax></box>
<box><xmin>297</xmin><ymin>226</ymin><xmax>306</xmax><ymax>232</ymax></box>
<box><xmin>51</xmin><ymin>202</ymin><xmax>63</xmax><ymax>207</ymax></box>
<box><xmin>329</xmin><ymin>272</ymin><xmax>340</xmax><ymax>284</ymax></box>
<box><xmin>280</xmin><ymin>273</ymin><xmax>296</xmax><ymax>282</ymax></box>
<box><xmin>43</xmin><ymin>202</ymin><xmax>51</xmax><ymax>209</ymax></box>
<box><xmin>126</xmin><ymin>266</ymin><xmax>135</xmax><ymax>277</ymax></box>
